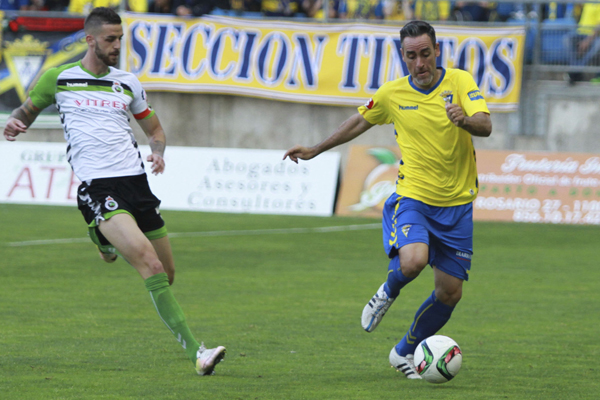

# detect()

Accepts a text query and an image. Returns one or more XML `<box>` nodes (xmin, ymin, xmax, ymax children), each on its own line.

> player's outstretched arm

<box><xmin>445</xmin><ymin>103</ymin><xmax>492</xmax><ymax>137</ymax></box>
<box><xmin>138</xmin><ymin>114</ymin><xmax>166</xmax><ymax>175</ymax></box>
<box><xmin>284</xmin><ymin>113</ymin><xmax>374</xmax><ymax>163</ymax></box>
<box><xmin>3</xmin><ymin>98</ymin><xmax>42</xmax><ymax>141</ymax></box>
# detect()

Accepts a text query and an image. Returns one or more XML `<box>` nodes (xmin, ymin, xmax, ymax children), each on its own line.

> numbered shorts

<box><xmin>77</xmin><ymin>173</ymin><xmax>167</xmax><ymax>253</ymax></box>
<box><xmin>382</xmin><ymin>193</ymin><xmax>474</xmax><ymax>281</ymax></box>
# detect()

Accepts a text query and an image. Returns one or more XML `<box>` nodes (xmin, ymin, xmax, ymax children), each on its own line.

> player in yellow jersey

<box><xmin>283</xmin><ymin>20</ymin><xmax>491</xmax><ymax>379</ymax></box>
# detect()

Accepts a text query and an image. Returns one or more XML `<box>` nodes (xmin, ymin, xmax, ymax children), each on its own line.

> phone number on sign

<box><xmin>513</xmin><ymin>200</ymin><xmax>600</xmax><ymax>224</ymax></box>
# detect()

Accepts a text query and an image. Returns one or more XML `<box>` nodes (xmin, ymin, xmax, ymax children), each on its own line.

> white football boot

<box><xmin>389</xmin><ymin>347</ymin><xmax>421</xmax><ymax>379</ymax></box>
<box><xmin>195</xmin><ymin>342</ymin><xmax>226</xmax><ymax>376</ymax></box>
<box><xmin>361</xmin><ymin>283</ymin><xmax>395</xmax><ymax>332</ymax></box>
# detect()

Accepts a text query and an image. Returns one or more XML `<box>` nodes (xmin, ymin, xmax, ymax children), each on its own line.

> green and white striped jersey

<box><xmin>30</xmin><ymin>60</ymin><xmax>155</xmax><ymax>182</ymax></box>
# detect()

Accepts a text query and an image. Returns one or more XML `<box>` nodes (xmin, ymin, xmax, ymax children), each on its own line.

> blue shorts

<box><xmin>382</xmin><ymin>193</ymin><xmax>474</xmax><ymax>281</ymax></box>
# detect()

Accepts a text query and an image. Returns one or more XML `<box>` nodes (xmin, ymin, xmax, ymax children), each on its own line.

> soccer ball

<box><xmin>413</xmin><ymin>335</ymin><xmax>462</xmax><ymax>384</ymax></box>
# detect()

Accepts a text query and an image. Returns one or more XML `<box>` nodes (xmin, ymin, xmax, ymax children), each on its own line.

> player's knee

<box><xmin>147</xmin><ymin>257</ymin><xmax>165</xmax><ymax>276</ymax></box>
<box><xmin>400</xmin><ymin>254</ymin><xmax>428</xmax><ymax>278</ymax></box>
<box><xmin>133</xmin><ymin>248</ymin><xmax>165</xmax><ymax>276</ymax></box>
<box><xmin>435</xmin><ymin>286</ymin><xmax>462</xmax><ymax>307</ymax></box>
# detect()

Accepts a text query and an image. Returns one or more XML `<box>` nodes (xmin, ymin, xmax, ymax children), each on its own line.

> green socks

<box><xmin>144</xmin><ymin>273</ymin><xmax>200</xmax><ymax>363</ymax></box>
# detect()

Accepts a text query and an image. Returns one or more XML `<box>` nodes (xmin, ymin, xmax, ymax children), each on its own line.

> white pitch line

<box><xmin>6</xmin><ymin>223</ymin><xmax>381</xmax><ymax>247</ymax></box>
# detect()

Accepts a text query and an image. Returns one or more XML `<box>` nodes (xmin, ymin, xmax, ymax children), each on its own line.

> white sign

<box><xmin>0</xmin><ymin>142</ymin><xmax>340</xmax><ymax>217</ymax></box>
<box><xmin>0</xmin><ymin>142</ymin><xmax>80</xmax><ymax>206</ymax></box>
<box><xmin>146</xmin><ymin>146</ymin><xmax>340</xmax><ymax>216</ymax></box>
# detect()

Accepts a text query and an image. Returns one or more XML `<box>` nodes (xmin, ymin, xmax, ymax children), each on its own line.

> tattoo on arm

<box><xmin>10</xmin><ymin>101</ymin><xmax>39</xmax><ymax>127</ymax></box>
<box><xmin>149</xmin><ymin>138</ymin><xmax>165</xmax><ymax>156</ymax></box>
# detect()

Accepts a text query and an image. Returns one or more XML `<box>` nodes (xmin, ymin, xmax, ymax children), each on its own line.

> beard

<box><xmin>413</xmin><ymin>70</ymin><xmax>434</xmax><ymax>87</ymax></box>
<box><xmin>95</xmin><ymin>47</ymin><xmax>119</xmax><ymax>67</ymax></box>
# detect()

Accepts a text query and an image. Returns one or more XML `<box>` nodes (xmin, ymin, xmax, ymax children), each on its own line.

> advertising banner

<box><xmin>124</xmin><ymin>13</ymin><xmax>524</xmax><ymax>112</ymax></box>
<box><xmin>475</xmin><ymin>150</ymin><xmax>600</xmax><ymax>224</ymax></box>
<box><xmin>145</xmin><ymin>146</ymin><xmax>340</xmax><ymax>216</ymax></box>
<box><xmin>0</xmin><ymin>142</ymin><xmax>341</xmax><ymax>217</ymax></box>
<box><xmin>336</xmin><ymin>146</ymin><xmax>600</xmax><ymax>225</ymax></box>
<box><xmin>0</xmin><ymin>141</ymin><xmax>79</xmax><ymax>206</ymax></box>
<box><xmin>336</xmin><ymin>145</ymin><xmax>400</xmax><ymax>218</ymax></box>
<box><xmin>0</xmin><ymin>26</ymin><xmax>87</xmax><ymax>114</ymax></box>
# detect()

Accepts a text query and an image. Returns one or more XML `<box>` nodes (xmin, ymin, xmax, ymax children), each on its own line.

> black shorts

<box><xmin>77</xmin><ymin>173</ymin><xmax>167</xmax><ymax>250</ymax></box>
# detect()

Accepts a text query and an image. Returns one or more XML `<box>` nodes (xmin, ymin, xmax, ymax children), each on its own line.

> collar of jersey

<box><xmin>77</xmin><ymin>60</ymin><xmax>111</xmax><ymax>79</ymax></box>
<box><xmin>408</xmin><ymin>67</ymin><xmax>446</xmax><ymax>95</ymax></box>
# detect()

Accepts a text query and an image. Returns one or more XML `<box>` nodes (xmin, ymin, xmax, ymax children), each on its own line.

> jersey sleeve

<box><xmin>29</xmin><ymin>68</ymin><xmax>60</xmax><ymax>110</ymax></box>
<box><xmin>357</xmin><ymin>84</ymin><xmax>392</xmax><ymax>125</ymax></box>
<box><xmin>129</xmin><ymin>75</ymin><xmax>155</xmax><ymax>120</ymax></box>
<box><xmin>457</xmin><ymin>71</ymin><xmax>490</xmax><ymax>117</ymax></box>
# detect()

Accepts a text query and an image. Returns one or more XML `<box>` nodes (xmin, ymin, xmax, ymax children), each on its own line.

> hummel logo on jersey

<box><xmin>399</xmin><ymin>105</ymin><xmax>418</xmax><ymax>110</ymax></box>
<box><xmin>456</xmin><ymin>251</ymin><xmax>472</xmax><ymax>260</ymax></box>
<box><xmin>67</xmin><ymin>82</ymin><xmax>88</xmax><ymax>87</ymax></box>
<box><xmin>401</xmin><ymin>224</ymin><xmax>411</xmax><ymax>237</ymax></box>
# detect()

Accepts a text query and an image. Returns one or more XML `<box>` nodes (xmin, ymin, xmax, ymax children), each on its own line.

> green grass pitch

<box><xmin>1</xmin><ymin>203</ymin><xmax>598</xmax><ymax>399</ymax></box>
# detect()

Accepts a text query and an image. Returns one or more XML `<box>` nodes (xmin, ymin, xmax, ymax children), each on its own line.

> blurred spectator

<box><xmin>336</xmin><ymin>0</ymin><xmax>384</xmax><ymax>19</ymax></box>
<box><xmin>492</xmin><ymin>2</ymin><xmax>526</xmax><ymax>22</ymax></box>
<box><xmin>172</xmin><ymin>0</ymin><xmax>215</xmax><ymax>16</ymax></box>
<box><xmin>32</xmin><ymin>0</ymin><xmax>70</xmax><ymax>10</ymax></box>
<box><xmin>68</xmin><ymin>0</ymin><xmax>120</xmax><ymax>14</ymax></box>
<box><xmin>411</xmin><ymin>0</ymin><xmax>451</xmax><ymax>21</ymax></box>
<box><xmin>1</xmin><ymin>0</ymin><xmax>29</xmax><ymax>10</ymax></box>
<box><xmin>383</xmin><ymin>0</ymin><xmax>411</xmax><ymax>20</ymax></box>
<box><xmin>128</xmin><ymin>0</ymin><xmax>148</xmax><ymax>11</ymax></box>
<box><xmin>215</xmin><ymin>0</ymin><xmax>260</xmax><ymax>15</ymax></box>
<box><xmin>545</xmin><ymin>1</ymin><xmax>573</xmax><ymax>21</ymax></box>
<box><xmin>454</xmin><ymin>1</ymin><xmax>492</xmax><ymax>21</ymax></box>
<box><xmin>148</xmin><ymin>0</ymin><xmax>171</xmax><ymax>12</ymax></box>
<box><xmin>302</xmin><ymin>0</ymin><xmax>338</xmax><ymax>18</ymax></box>
<box><xmin>262</xmin><ymin>0</ymin><xmax>303</xmax><ymax>17</ymax></box>
<box><xmin>565</xmin><ymin>2</ymin><xmax>600</xmax><ymax>82</ymax></box>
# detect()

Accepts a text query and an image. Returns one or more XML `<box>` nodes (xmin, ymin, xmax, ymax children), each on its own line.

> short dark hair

<box><xmin>400</xmin><ymin>20</ymin><xmax>436</xmax><ymax>47</ymax></box>
<box><xmin>84</xmin><ymin>7</ymin><xmax>121</xmax><ymax>35</ymax></box>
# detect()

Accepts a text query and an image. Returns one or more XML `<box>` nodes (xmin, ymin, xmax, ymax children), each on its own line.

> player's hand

<box><xmin>446</xmin><ymin>103</ymin><xmax>466</xmax><ymax>128</ymax></box>
<box><xmin>3</xmin><ymin>117</ymin><xmax>27</xmax><ymax>141</ymax></box>
<box><xmin>578</xmin><ymin>36</ymin><xmax>594</xmax><ymax>55</ymax></box>
<box><xmin>147</xmin><ymin>153</ymin><xmax>165</xmax><ymax>175</ymax></box>
<box><xmin>283</xmin><ymin>145</ymin><xmax>318</xmax><ymax>164</ymax></box>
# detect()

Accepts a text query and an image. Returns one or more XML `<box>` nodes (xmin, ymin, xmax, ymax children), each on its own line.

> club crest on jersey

<box><xmin>104</xmin><ymin>196</ymin><xmax>119</xmax><ymax>211</ymax></box>
<box><xmin>402</xmin><ymin>224</ymin><xmax>411</xmax><ymax>237</ymax></box>
<box><xmin>440</xmin><ymin>90</ymin><xmax>453</xmax><ymax>103</ymax></box>
<box><xmin>364</xmin><ymin>98</ymin><xmax>374</xmax><ymax>109</ymax></box>
<box><xmin>112</xmin><ymin>81</ymin><xmax>124</xmax><ymax>94</ymax></box>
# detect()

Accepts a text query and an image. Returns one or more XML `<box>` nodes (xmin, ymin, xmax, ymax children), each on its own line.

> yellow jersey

<box><xmin>578</xmin><ymin>4</ymin><xmax>600</xmax><ymax>36</ymax></box>
<box><xmin>358</xmin><ymin>68</ymin><xmax>490</xmax><ymax>207</ymax></box>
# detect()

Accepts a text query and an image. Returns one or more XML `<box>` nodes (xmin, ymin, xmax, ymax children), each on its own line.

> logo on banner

<box><xmin>348</xmin><ymin>148</ymin><xmax>398</xmax><ymax>212</ymax></box>
<box><xmin>3</xmin><ymin>35</ymin><xmax>50</xmax><ymax>102</ymax></box>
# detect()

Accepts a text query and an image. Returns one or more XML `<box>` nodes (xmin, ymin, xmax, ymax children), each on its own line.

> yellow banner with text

<box><xmin>124</xmin><ymin>14</ymin><xmax>524</xmax><ymax>112</ymax></box>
